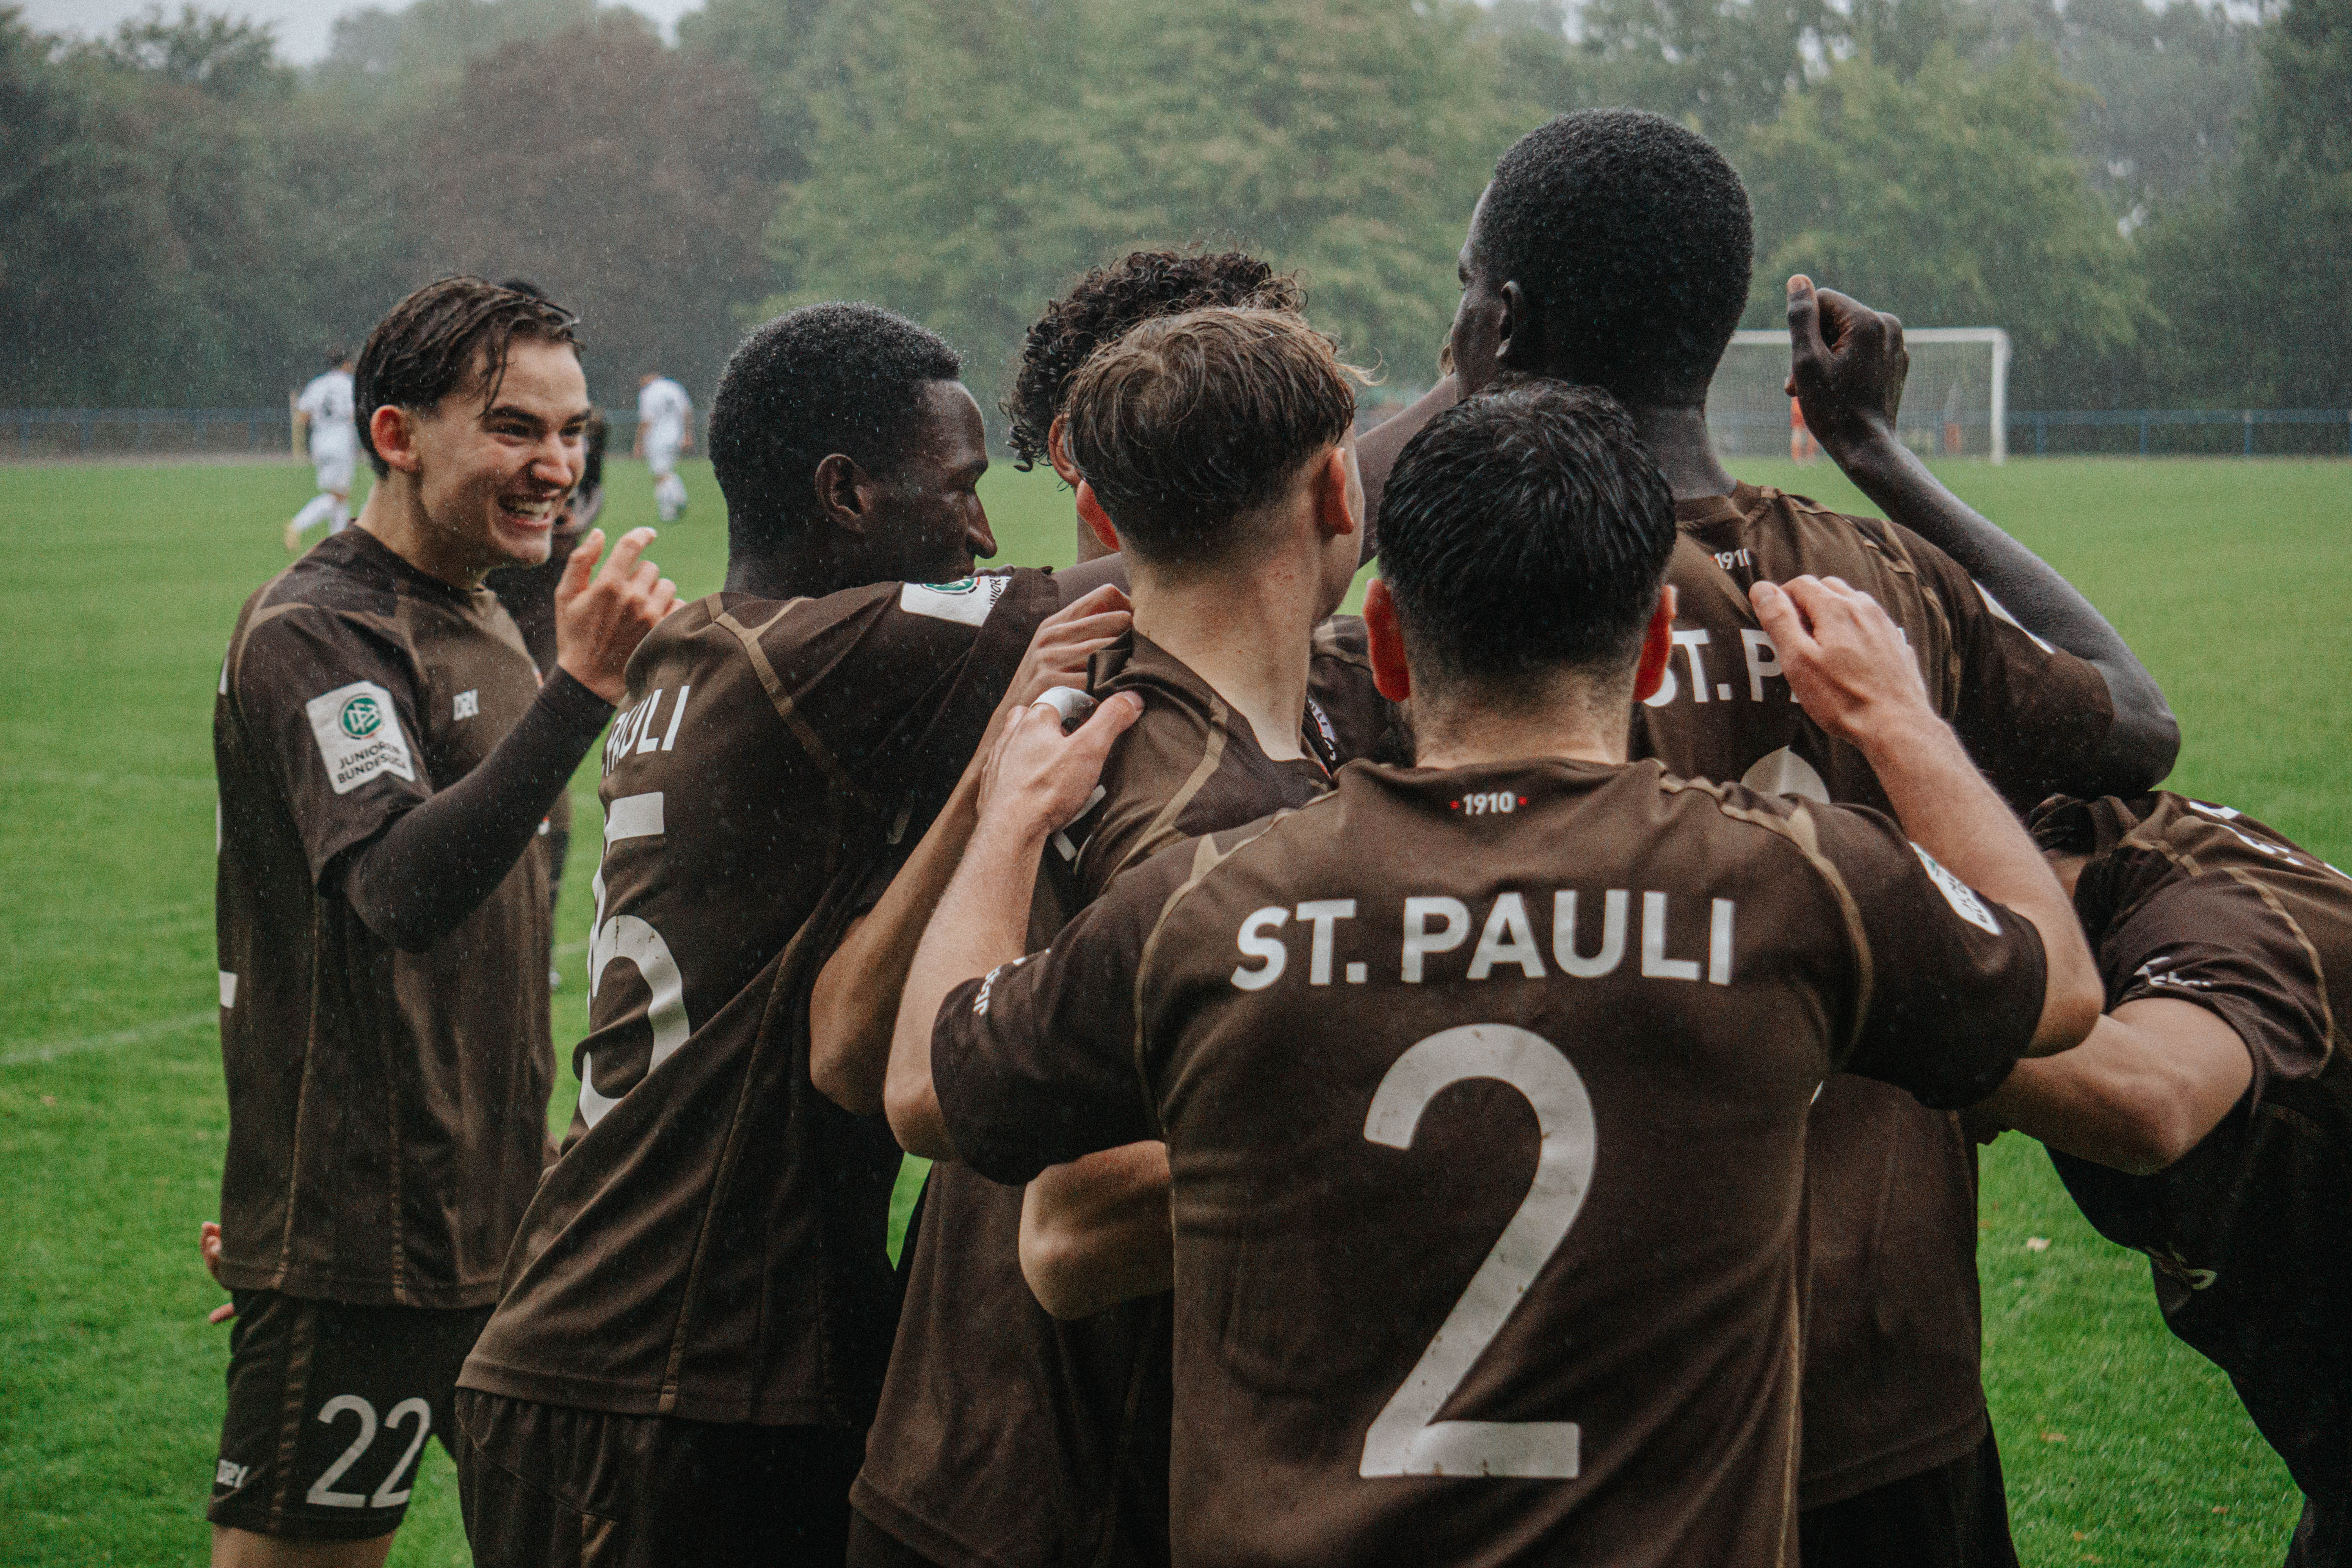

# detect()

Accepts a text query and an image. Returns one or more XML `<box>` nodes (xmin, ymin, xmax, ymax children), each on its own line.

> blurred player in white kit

<box><xmin>283</xmin><ymin>349</ymin><xmax>357</xmax><ymax>552</ymax></box>
<box><xmin>634</xmin><ymin>369</ymin><xmax>693</xmax><ymax>521</ymax></box>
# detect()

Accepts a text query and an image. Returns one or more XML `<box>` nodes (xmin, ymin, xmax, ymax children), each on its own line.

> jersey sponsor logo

<box><xmin>1231</xmin><ymin>890</ymin><xmax>1735</xmax><ymax>990</ymax></box>
<box><xmin>1909</xmin><ymin>844</ymin><xmax>2001</xmax><ymax>935</ymax></box>
<box><xmin>900</xmin><ymin>576</ymin><xmax>1009</xmax><ymax>628</ymax></box>
<box><xmin>304</xmin><ymin>681</ymin><xmax>415</xmax><ymax>794</ymax></box>
<box><xmin>971</xmin><ymin>953</ymin><xmax>1033</xmax><ymax>1015</ymax></box>
<box><xmin>2131</xmin><ymin>955</ymin><xmax>2215</xmax><ymax>993</ymax></box>
<box><xmin>452</xmin><ymin>689</ymin><xmax>479</xmax><ymax>722</ymax></box>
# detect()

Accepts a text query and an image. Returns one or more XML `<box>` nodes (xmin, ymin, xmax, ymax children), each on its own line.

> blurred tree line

<box><xmin>1</xmin><ymin>0</ymin><xmax>2343</xmax><ymax>421</ymax></box>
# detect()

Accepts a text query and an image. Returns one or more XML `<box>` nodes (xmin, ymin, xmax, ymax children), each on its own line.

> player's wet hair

<box><xmin>353</xmin><ymin>276</ymin><xmax>581</xmax><ymax>477</ymax></box>
<box><xmin>1004</xmin><ymin>250</ymin><xmax>1305</xmax><ymax>473</ymax></box>
<box><xmin>1476</xmin><ymin>109</ymin><xmax>1753</xmax><ymax>408</ymax></box>
<box><xmin>1378</xmin><ymin>380</ymin><xmax>1676</xmax><ymax>690</ymax></box>
<box><xmin>709</xmin><ymin>302</ymin><xmax>962</xmax><ymax>552</ymax></box>
<box><xmin>1062</xmin><ymin>307</ymin><xmax>1366</xmax><ymax>567</ymax></box>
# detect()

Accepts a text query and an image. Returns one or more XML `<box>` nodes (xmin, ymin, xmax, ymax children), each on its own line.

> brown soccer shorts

<box><xmin>454</xmin><ymin>1389</ymin><xmax>864</xmax><ymax>1568</ymax></box>
<box><xmin>209</xmin><ymin>1289</ymin><xmax>490</xmax><ymax>1540</ymax></box>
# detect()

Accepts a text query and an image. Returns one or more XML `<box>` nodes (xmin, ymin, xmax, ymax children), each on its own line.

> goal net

<box><xmin>1706</xmin><ymin>327</ymin><xmax>2012</xmax><ymax>464</ymax></box>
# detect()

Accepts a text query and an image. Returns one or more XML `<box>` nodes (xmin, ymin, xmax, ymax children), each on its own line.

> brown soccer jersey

<box><xmin>1639</xmin><ymin>483</ymin><xmax>2116</xmax><ymax>1501</ymax></box>
<box><xmin>458</xmin><ymin>569</ymin><xmax>1059</xmax><ymax>1426</ymax></box>
<box><xmin>213</xmin><ymin>527</ymin><xmax>555</xmax><ymax>1307</ymax></box>
<box><xmin>855</xmin><ymin>630</ymin><xmax>1343</xmax><ymax>1568</ymax></box>
<box><xmin>2034</xmin><ymin>792</ymin><xmax>2352</xmax><ymax>1500</ymax></box>
<box><xmin>931</xmin><ymin>759</ymin><xmax>2051</xmax><ymax>1568</ymax></box>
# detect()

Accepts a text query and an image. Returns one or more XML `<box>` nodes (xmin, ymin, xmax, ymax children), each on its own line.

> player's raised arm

<box><xmin>1752</xmin><ymin>574</ymin><xmax>2102</xmax><ymax>1055</ymax></box>
<box><xmin>883</xmin><ymin>690</ymin><xmax>1142</xmax><ymax>1157</ymax></box>
<box><xmin>1786</xmin><ymin>276</ymin><xmax>2179</xmax><ymax>794</ymax></box>
<box><xmin>809</xmin><ymin>585</ymin><xmax>1132</xmax><ymax>1114</ymax></box>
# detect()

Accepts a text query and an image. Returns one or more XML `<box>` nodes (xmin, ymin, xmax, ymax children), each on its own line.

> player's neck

<box><xmin>1625</xmin><ymin>403</ymin><xmax>1739</xmax><ymax>502</ymax></box>
<box><xmin>1409</xmin><ymin>682</ymin><xmax>1633</xmax><ymax>771</ymax></box>
<box><xmin>1130</xmin><ymin>555</ymin><xmax>1319</xmax><ymax>764</ymax></box>
<box><xmin>354</xmin><ymin>484</ymin><xmax>490</xmax><ymax>590</ymax></box>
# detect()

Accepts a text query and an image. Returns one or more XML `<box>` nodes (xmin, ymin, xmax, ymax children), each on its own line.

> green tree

<box><xmin>1738</xmin><ymin>42</ymin><xmax>2150</xmax><ymax>402</ymax></box>
<box><xmin>409</xmin><ymin>11</ymin><xmax>774</xmax><ymax>404</ymax></box>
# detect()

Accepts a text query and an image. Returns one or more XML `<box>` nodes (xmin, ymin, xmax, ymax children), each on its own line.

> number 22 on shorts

<box><xmin>1359</xmin><ymin>1024</ymin><xmax>1593</xmax><ymax>1480</ymax></box>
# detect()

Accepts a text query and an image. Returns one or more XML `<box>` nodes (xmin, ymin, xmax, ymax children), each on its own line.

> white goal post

<box><xmin>1709</xmin><ymin>327</ymin><xmax>2013</xmax><ymax>465</ymax></box>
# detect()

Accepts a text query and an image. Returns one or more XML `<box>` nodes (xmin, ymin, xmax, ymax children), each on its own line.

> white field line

<box><xmin>1</xmin><ymin>1010</ymin><xmax>214</xmax><ymax>1068</ymax></box>
<box><xmin>3</xmin><ymin>941</ymin><xmax>593</xmax><ymax>1070</ymax></box>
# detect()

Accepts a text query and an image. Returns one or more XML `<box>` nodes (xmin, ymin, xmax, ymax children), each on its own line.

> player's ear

<box><xmin>1632</xmin><ymin>584</ymin><xmax>1677</xmax><ymax>704</ymax></box>
<box><xmin>815</xmin><ymin>453</ymin><xmax>867</xmax><ymax>533</ymax></box>
<box><xmin>1364</xmin><ymin>578</ymin><xmax>1411</xmax><ymax>703</ymax></box>
<box><xmin>1496</xmin><ymin>279</ymin><xmax>1541</xmax><ymax>373</ymax></box>
<box><xmin>369</xmin><ymin>404</ymin><xmax>422</xmax><ymax>475</ymax></box>
<box><xmin>1074</xmin><ymin>481</ymin><xmax>1120</xmax><ymax>554</ymax></box>
<box><xmin>1047</xmin><ymin>414</ymin><xmax>1083</xmax><ymax>488</ymax></box>
<box><xmin>1312</xmin><ymin>443</ymin><xmax>1361</xmax><ymax>539</ymax></box>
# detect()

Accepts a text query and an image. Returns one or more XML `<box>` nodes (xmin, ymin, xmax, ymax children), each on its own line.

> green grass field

<box><xmin>2</xmin><ymin>452</ymin><xmax>2342</xmax><ymax>1565</ymax></box>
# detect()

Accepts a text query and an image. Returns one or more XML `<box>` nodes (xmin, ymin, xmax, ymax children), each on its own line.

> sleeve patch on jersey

<box><xmin>304</xmin><ymin>680</ymin><xmax>416</xmax><ymax>794</ymax></box>
<box><xmin>1910</xmin><ymin>843</ymin><xmax>2002</xmax><ymax>935</ymax></box>
<box><xmin>900</xmin><ymin>576</ymin><xmax>1009</xmax><ymax>627</ymax></box>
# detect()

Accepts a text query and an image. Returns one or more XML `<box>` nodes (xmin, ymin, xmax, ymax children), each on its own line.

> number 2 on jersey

<box><xmin>1359</xmin><ymin>1024</ymin><xmax>1594</xmax><ymax>1480</ymax></box>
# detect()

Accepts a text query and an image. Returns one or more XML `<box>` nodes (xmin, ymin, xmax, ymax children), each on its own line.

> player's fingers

<box><xmin>646</xmin><ymin>580</ymin><xmax>680</xmax><ymax>621</ymax></box>
<box><xmin>598</xmin><ymin>526</ymin><xmax>658</xmax><ymax>583</ymax></box>
<box><xmin>557</xmin><ymin>530</ymin><xmax>605</xmax><ymax>604</ymax></box>
<box><xmin>1049</xmin><ymin>583</ymin><xmax>1131</xmax><ymax>622</ymax></box>
<box><xmin>1785</xmin><ymin>276</ymin><xmax>1828</xmax><ymax>378</ymax></box>
<box><xmin>208</xmin><ymin>1301</ymin><xmax>236</xmax><ymax>1325</ymax></box>
<box><xmin>1066</xmin><ymin>691</ymin><xmax>1145</xmax><ymax>764</ymax></box>
<box><xmin>626</xmin><ymin>557</ymin><xmax>662</xmax><ymax>599</ymax></box>
<box><xmin>1749</xmin><ymin>579</ymin><xmax>1812</xmax><ymax>649</ymax></box>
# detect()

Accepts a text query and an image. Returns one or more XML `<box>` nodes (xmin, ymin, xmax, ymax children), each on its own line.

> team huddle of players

<box><xmin>205</xmin><ymin>109</ymin><xmax>2352</xmax><ymax>1568</ymax></box>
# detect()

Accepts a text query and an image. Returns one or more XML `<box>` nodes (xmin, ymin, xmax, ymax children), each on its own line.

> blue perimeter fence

<box><xmin>1</xmin><ymin>407</ymin><xmax>692</xmax><ymax>461</ymax></box>
<box><xmin>3</xmin><ymin>405</ymin><xmax>2348</xmax><ymax>461</ymax></box>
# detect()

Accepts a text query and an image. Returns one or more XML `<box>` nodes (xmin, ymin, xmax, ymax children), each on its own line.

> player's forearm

<box><xmin>1353</xmin><ymin>373</ymin><xmax>1459</xmax><ymax>563</ymax></box>
<box><xmin>885</xmin><ymin>813</ymin><xmax>1051</xmax><ymax>1158</ymax></box>
<box><xmin>1828</xmin><ymin>432</ymin><xmax>2179</xmax><ymax>790</ymax></box>
<box><xmin>338</xmin><ymin>672</ymin><xmax>612</xmax><ymax>951</ymax></box>
<box><xmin>1020</xmin><ymin>1141</ymin><xmax>1174</xmax><ymax>1320</ymax></box>
<box><xmin>1976</xmin><ymin>1002</ymin><xmax>2250</xmax><ymax>1172</ymax></box>
<box><xmin>1852</xmin><ymin>715</ymin><xmax>2103</xmax><ymax>1055</ymax></box>
<box><xmin>811</xmin><ymin>762</ymin><xmax>986</xmax><ymax>1114</ymax></box>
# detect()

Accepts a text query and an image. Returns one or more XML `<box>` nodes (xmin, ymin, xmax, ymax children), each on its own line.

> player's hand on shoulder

<box><xmin>1003</xmin><ymin>584</ymin><xmax>1132</xmax><ymax>716</ymax></box>
<box><xmin>976</xmin><ymin>686</ymin><xmax>1145</xmax><ymax>841</ymax></box>
<box><xmin>554</xmin><ymin>526</ymin><xmax>679</xmax><ymax>704</ymax></box>
<box><xmin>199</xmin><ymin>1220</ymin><xmax>236</xmax><ymax>1324</ymax></box>
<box><xmin>1785</xmin><ymin>275</ymin><xmax>1906</xmax><ymax>456</ymax></box>
<box><xmin>1751</xmin><ymin>574</ymin><xmax>1939</xmax><ymax>751</ymax></box>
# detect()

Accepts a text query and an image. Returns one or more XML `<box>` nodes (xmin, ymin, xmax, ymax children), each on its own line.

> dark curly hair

<box><xmin>709</xmin><ymin>302</ymin><xmax>961</xmax><ymax>553</ymax></box>
<box><xmin>354</xmin><ymin>276</ymin><xmax>581</xmax><ymax>477</ymax></box>
<box><xmin>1004</xmin><ymin>250</ymin><xmax>1304</xmax><ymax>472</ymax></box>
<box><xmin>1477</xmin><ymin>110</ymin><xmax>1753</xmax><ymax>408</ymax></box>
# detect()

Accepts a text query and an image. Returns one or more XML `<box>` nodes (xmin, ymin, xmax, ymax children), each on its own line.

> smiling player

<box><xmin>207</xmin><ymin>277</ymin><xmax>673</xmax><ymax>1567</ymax></box>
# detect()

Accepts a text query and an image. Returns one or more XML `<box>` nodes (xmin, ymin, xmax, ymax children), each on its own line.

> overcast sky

<box><xmin>19</xmin><ymin>0</ymin><xmax>701</xmax><ymax>62</ymax></box>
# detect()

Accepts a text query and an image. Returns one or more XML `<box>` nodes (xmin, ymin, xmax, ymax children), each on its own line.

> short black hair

<box><xmin>1005</xmin><ymin>250</ymin><xmax>1304</xmax><ymax>472</ymax></box>
<box><xmin>499</xmin><ymin>277</ymin><xmax>549</xmax><ymax>300</ymax></box>
<box><xmin>325</xmin><ymin>347</ymin><xmax>349</xmax><ymax>368</ymax></box>
<box><xmin>353</xmin><ymin>276</ymin><xmax>581</xmax><ymax>477</ymax></box>
<box><xmin>1378</xmin><ymin>380</ymin><xmax>1676</xmax><ymax>690</ymax></box>
<box><xmin>1477</xmin><ymin>110</ymin><xmax>1753</xmax><ymax>407</ymax></box>
<box><xmin>709</xmin><ymin>303</ymin><xmax>962</xmax><ymax>552</ymax></box>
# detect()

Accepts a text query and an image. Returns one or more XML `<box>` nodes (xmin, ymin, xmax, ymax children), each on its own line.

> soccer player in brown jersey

<box><xmin>885</xmin><ymin>380</ymin><xmax>2104</xmax><ymax>1568</ymax></box>
<box><xmin>1963</xmin><ymin>796</ymin><xmax>2352</xmax><ymax>1566</ymax></box>
<box><xmin>205</xmin><ymin>276</ymin><xmax>675</xmax><ymax>1568</ymax></box>
<box><xmin>450</xmin><ymin>301</ymin><xmax>1132</xmax><ymax>1568</ymax></box>
<box><xmin>809</xmin><ymin>307</ymin><xmax>1376</xmax><ymax>1568</ymax></box>
<box><xmin>997</xmin><ymin>249</ymin><xmax>1398</xmax><ymax>763</ymax></box>
<box><xmin>1428</xmin><ymin>109</ymin><xmax>2181</xmax><ymax>1566</ymax></box>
